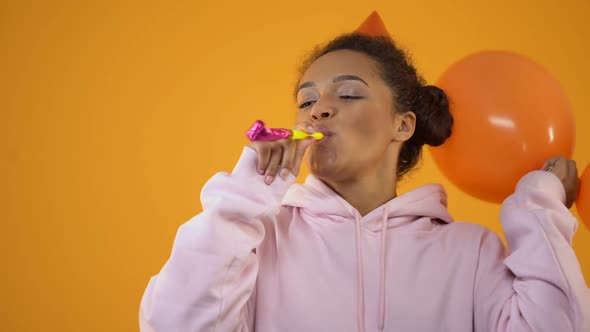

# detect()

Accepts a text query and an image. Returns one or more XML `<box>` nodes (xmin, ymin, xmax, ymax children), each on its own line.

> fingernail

<box><xmin>280</xmin><ymin>168</ymin><xmax>289</xmax><ymax>178</ymax></box>
<box><xmin>265</xmin><ymin>175</ymin><xmax>273</xmax><ymax>184</ymax></box>
<box><xmin>258</xmin><ymin>169</ymin><xmax>264</xmax><ymax>175</ymax></box>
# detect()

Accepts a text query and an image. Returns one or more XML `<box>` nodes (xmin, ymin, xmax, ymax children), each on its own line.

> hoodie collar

<box><xmin>282</xmin><ymin>175</ymin><xmax>454</xmax><ymax>229</ymax></box>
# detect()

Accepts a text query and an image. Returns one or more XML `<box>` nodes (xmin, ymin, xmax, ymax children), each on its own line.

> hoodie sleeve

<box><xmin>139</xmin><ymin>147</ymin><xmax>295</xmax><ymax>332</ymax></box>
<box><xmin>473</xmin><ymin>170</ymin><xmax>590</xmax><ymax>332</ymax></box>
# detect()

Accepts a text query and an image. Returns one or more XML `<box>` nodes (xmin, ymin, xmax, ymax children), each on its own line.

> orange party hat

<box><xmin>355</xmin><ymin>11</ymin><xmax>389</xmax><ymax>37</ymax></box>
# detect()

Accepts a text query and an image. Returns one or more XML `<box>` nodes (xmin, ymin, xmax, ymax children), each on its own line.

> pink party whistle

<box><xmin>246</xmin><ymin>120</ymin><xmax>324</xmax><ymax>142</ymax></box>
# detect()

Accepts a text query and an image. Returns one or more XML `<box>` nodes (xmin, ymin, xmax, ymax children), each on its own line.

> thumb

<box><xmin>292</xmin><ymin>138</ymin><xmax>313</xmax><ymax>177</ymax></box>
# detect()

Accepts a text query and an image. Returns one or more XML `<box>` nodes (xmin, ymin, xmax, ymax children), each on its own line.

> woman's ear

<box><xmin>392</xmin><ymin>111</ymin><xmax>416</xmax><ymax>142</ymax></box>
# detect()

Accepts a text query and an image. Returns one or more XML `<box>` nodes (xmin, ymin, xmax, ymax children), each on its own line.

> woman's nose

<box><xmin>310</xmin><ymin>103</ymin><xmax>334</xmax><ymax>121</ymax></box>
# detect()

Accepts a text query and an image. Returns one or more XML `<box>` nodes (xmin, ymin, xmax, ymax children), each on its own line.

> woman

<box><xmin>139</xmin><ymin>34</ymin><xmax>589</xmax><ymax>331</ymax></box>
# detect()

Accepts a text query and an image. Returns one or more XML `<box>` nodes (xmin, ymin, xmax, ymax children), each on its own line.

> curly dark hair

<box><xmin>295</xmin><ymin>33</ymin><xmax>454</xmax><ymax>178</ymax></box>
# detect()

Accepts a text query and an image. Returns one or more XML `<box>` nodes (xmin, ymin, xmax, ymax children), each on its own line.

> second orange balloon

<box><xmin>576</xmin><ymin>165</ymin><xmax>590</xmax><ymax>230</ymax></box>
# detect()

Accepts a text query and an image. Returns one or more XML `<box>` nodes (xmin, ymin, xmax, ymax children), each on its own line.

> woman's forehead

<box><xmin>300</xmin><ymin>50</ymin><xmax>380</xmax><ymax>83</ymax></box>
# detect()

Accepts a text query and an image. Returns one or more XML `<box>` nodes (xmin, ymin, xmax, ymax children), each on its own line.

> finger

<box><xmin>556</xmin><ymin>159</ymin><xmax>569</xmax><ymax>182</ymax></box>
<box><xmin>265</xmin><ymin>146</ymin><xmax>283</xmax><ymax>184</ymax></box>
<box><xmin>568</xmin><ymin>160</ymin><xmax>580</xmax><ymax>202</ymax></box>
<box><xmin>292</xmin><ymin>138</ymin><xmax>313</xmax><ymax>177</ymax></box>
<box><xmin>542</xmin><ymin>156</ymin><xmax>560</xmax><ymax>171</ymax></box>
<box><xmin>255</xmin><ymin>144</ymin><xmax>271</xmax><ymax>175</ymax></box>
<box><xmin>568</xmin><ymin>160</ymin><xmax>578</xmax><ymax>176</ymax></box>
<box><xmin>279</xmin><ymin>141</ymin><xmax>296</xmax><ymax>178</ymax></box>
<box><xmin>563</xmin><ymin>160</ymin><xmax>576</xmax><ymax>208</ymax></box>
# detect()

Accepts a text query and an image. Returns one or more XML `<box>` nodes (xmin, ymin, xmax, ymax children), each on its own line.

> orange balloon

<box><xmin>430</xmin><ymin>51</ymin><xmax>575</xmax><ymax>203</ymax></box>
<box><xmin>576</xmin><ymin>165</ymin><xmax>590</xmax><ymax>230</ymax></box>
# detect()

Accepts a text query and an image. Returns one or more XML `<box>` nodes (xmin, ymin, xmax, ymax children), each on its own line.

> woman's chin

<box><xmin>307</xmin><ymin>146</ymin><xmax>341</xmax><ymax>177</ymax></box>
<box><xmin>308</xmin><ymin>159</ymin><xmax>338</xmax><ymax>179</ymax></box>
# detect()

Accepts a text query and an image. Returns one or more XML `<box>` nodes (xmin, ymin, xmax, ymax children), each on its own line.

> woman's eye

<box><xmin>298</xmin><ymin>101</ymin><xmax>315</xmax><ymax>109</ymax></box>
<box><xmin>340</xmin><ymin>95</ymin><xmax>363</xmax><ymax>100</ymax></box>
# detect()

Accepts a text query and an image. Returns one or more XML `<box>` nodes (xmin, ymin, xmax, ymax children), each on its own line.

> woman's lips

<box><xmin>315</xmin><ymin>126</ymin><xmax>334</xmax><ymax>137</ymax></box>
<box><xmin>302</xmin><ymin>124</ymin><xmax>334</xmax><ymax>142</ymax></box>
<box><xmin>312</xmin><ymin>127</ymin><xmax>334</xmax><ymax>144</ymax></box>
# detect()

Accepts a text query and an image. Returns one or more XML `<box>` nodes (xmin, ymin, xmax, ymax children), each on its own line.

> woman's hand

<box><xmin>542</xmin><ymin>156</ymin><xmax>580</xmax><ymax>208</ymax></box>
<box><xmin>247</xmin><ymin>125</ymin><xmax>315</xmax><ymax>185</ymax></box>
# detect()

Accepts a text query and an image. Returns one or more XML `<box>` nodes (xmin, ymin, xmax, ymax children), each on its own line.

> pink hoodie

<box><xmin>139</xmin><ymin>147</ymin><xmax>590</xmax><ymax>331</ymax></box>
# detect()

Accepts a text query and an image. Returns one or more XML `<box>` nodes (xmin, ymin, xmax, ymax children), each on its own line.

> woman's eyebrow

<box><xmin>297</xmin><ymin>81</ymin><xmax>316</xmax><ymax>92</ymax></box>
<box><xmin>297</xmin><ymin>75</ymin><xmax>369</xmax><ymax>93</ymax></box>
<box><xmin>332</xmin><ymin>75</ymin><xmax>369</xmax><ymax>86</ymax></box>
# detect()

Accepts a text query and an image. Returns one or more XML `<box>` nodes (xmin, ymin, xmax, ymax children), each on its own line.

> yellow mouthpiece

<box><xmin>291</xmin><ymin>130</ymin><xmax>325</xmax><ymax>140</ymax></box>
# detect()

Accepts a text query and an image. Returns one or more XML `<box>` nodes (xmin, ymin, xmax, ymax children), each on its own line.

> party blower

<box><xmin>246</xmin><ymin>120</ymin><xmax>324</xmax><ymax>142</ymax></box>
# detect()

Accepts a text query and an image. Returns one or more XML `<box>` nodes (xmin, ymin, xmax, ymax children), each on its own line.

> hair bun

<box><xmin>413</xmin><ymin>85</ymin><xmax>453</xmax><ymax>147</ymax></box>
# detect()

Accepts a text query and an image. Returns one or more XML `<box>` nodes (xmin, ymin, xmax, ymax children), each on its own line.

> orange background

<box><xmin>1</xmin><ymin>1</ymin><xmax>588</xmax><ymax>331</ymax></box>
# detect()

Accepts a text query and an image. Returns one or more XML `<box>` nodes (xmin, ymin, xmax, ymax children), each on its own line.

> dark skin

<box><xmin>542</xmin><ymin>156</ymin><xmax>580</xmax><ymax>208</ymax></box>
<box><xmin>249</xmin><ymin>50</ymin><xmax>580</xmax><ymax>213</ymax></box>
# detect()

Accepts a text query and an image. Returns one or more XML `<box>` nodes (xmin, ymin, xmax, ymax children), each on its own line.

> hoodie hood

<box><xmin>283</xmin><ymin>174</ymin><xmax>454</xmax><ymax>228</ymax></box>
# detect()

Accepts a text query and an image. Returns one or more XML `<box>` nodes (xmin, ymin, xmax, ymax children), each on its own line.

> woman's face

<box><xmin>296</xmin><ymin>50</ymin><xmax>405</xmax><ymax>181</ymax></box>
